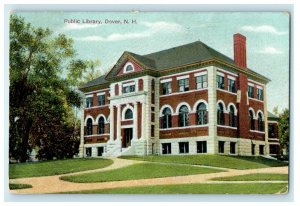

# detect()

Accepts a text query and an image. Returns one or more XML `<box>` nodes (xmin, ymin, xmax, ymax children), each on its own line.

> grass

<box><xmin>211</xmin><ymin>173</ymin><xmax>289</xmax><ymax>181</ymax></box>
<box><xmin>61</xmin><ymin>183</ymin><xmax>288</xmax><ymax>194</ymax></box>
<box><xmin>9</xmin><ymin>183</ymin><xmax>32</xmax><ymax>190</ymax></box>
<box><xmin>60</xmin><ymin>162</ymin><xmax>223</xmax><ymax>183</ymax></box>
<box><xmin>9</xmin><ymin>158</ymin><xmax>113</xmax><ymax>179</ymax></box>
<box><xmin>120</xmin><ymin>155</ymin><xmax>288</xmax><ymax>170</ymax></box>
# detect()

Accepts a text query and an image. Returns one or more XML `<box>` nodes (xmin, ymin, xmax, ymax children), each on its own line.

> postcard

<box><xmin>9</xmin><ymin>11</ymin><xmax>289</xmax><ymax>194</ymax></box>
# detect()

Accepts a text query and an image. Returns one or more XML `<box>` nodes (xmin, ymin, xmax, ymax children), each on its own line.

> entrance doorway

<box><xmin>123</xmin><ymin>128</ymin><xmax>133</xmax><ymax>148</ymax></box>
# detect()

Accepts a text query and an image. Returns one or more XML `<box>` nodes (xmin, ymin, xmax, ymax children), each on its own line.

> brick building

<box><xmin>79</xmin><ymin>33</ymin><xmax>280</xmax><ymax>157</ymax></box>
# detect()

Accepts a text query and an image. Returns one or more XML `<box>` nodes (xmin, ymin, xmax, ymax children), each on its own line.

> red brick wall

<box><xmin>138</xmin><ymin>79</ymin><xmax>144</xmax><ymax>91</ymax></box>
<box><xmin>160</xmin><ymin>127</ymin><xmax>208</xmax><ymax>139</ymax></box>
<box><xmin>160</xmin><ymin>90</ymin><xmax>208</xmax><ymax>113</ymax></box>
<box><xmin>84</xmin><ymin>135</ymin><xmax>109</xmax><ymax>144</ymax></box>
<box><xmin>217</xmin><ymin>127</ymin><xmax>238</xmax><ymax>137</ymax></box>
<box><xmin>138</xmin><ymin>102</ymin><xmax>142</xmax><ymax>138</ymax></box>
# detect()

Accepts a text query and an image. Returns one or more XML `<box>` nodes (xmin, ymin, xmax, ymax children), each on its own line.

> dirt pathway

<box><xmin>9</xmin><ymin>158</ymin><xmax>288</xmax><ymax>194</ymax></box>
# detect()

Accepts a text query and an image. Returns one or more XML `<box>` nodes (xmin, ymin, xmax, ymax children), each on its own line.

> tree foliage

<box><xmin>9</xmin><ymin>15</ymin><xmax>88</xmax><ymax>162</ymax></box>
<box><xmin>278</xmin><ymin>108</ymin><xmax>289</xmax><ymax>157</ymax></box>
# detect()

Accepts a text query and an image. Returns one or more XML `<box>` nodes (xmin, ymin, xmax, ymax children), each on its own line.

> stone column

<box><xmin>141</xmin><ymin>101</ymin><xmax>146</xmax><ymax>139</ymax></box>
<box><xmin>263</xmin><ymin>84</ymin><xmax>269</xmax><ymax>155</ymax></box>
<box><xmin>207</xmin><ymin>66</ymin><xmax>217</xmax><ymax>154</ymax></box>
<box><xmin>78</xmin><ymin>107</ymin><xmax>85</xmax><ymax>157</ymax></box>
<box><xmin>133</xmin><ymin>102</ymin><xmax>138</xmax><ymax>140</ymax></box>
<box><xmin>116</xmin><ymin>104</ymin><xmax>121</xmax><ymax>141</ymax></box>
<box><xmin>109</xmin><ymin>105</ymin><xmax>114</xmax><ymax>142</ymax></box>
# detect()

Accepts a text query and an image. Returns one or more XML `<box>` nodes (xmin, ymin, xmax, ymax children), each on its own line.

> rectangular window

<box><xmin>248</xmin><ymin>85</ymin><xmax>254</xmax><ymax>98</ymax></box>
<box><xmin>162</xmin><ymin>143</ymin><xmax>171</xmax><ymax>154</ymax></box>
<box><xmin>151</xmin><ymin>113</ymin><xmax>155</xmax><ymax>122</ymax></box>
<box><xmin>178</xmin><ymin>78</ymin><xmax>189</xmax><ymax>92</ymax></box>
<box><xmin>97</xmin><ymin>147</ymin><xmax>104</xmax><ymax>156</ymax></box>
<box><xmin>196</xmin><ymin>75</ymin><xmax>208</xmax><ymax>89</ymax></box>
<box><xmin>252</xmin><ymin>144</ymin><xmax>256</xmax><ymax>155</ymax></box>
<box><xmin>85</xmin><ymin>97</ymin><xmax>93</xmax><ymax>108</ymax></box>
<box><xmin>217</xmin><ymin>75</ymin><xmax>225</xmax><ymax>89</ymax></box>
<box><xmin>85</xmin><ymin>148</ymin><xmax>92</xmax><ymax>157</ymax></box>
<box><xmin>197</xmin><ymin>141</ymin><xmax>207</xmax><ymax>153</ymax></box>
<box><xmin>218</xmin><ymin>141</ymin><xmax>225</xmax><ymax>154</ymax></box>
<box><xmin>179</xmin><ymin>142</ymin><xmax>189</xmax><ymax>154</ymax></box>
<box><xmin>123</xmin><ymin>85</ymin><xmax>135</xmax><ymax>93</ymax></box>
<box><xmin>230</xmin><ymin>142</ymin><xmax>236</xmax><ymax>154</ymax></box>
<box><xmin>257</xmin><ymin>88</ymin><xmax>264</xmax><ymax>100</ymax></box>
<box><xmin>228</xmin><ymin>79</ymin><xmax>236</xmax><ymax>93</ymax></box>
<box><xmin>151</xmin><ymin>125</ymin><xmax>155</xmax><ymax>137</ymax></box>
<box><xmin>259</xmin><ymin>145</ymin><xmax>264</xmax><ymax>155</ymax></box>
<box><xmin>162</xmin><ymin>82</ymin><xmax>172</xmax><ymax>95</ymax></box>
<box><xmin>268</xmin><ymin>125</ymin><xmax>276</xmax><ymax>138</ymax></box>
<box><xmin>98</xmin><ymin>94</ymin><xmax>105</xmax><ymax>106</ymax></box>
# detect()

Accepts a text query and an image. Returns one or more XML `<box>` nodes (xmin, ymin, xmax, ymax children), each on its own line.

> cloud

<box><xmin>258</xmin><ymin>47</ymin><xmax>283</xmax><ymax>54</ymax></box>
<box><xmin>241</xmin><ymin>25</ymin><xmax>288</xmax><ymax>35</ymax></box>
<box><xmin>75</xmin><ymin>21</ymin><xmax>186</xmax><ymax>42</ymax></box>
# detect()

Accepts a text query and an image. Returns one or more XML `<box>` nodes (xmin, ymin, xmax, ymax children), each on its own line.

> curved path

<box><xmin>9</xmin><ymin>158</ymin><xmax>288</xmax><ymax>194</ymax></box>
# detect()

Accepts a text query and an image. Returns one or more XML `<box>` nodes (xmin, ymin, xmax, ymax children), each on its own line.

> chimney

<box><xmin>234</xmin><ymin>33</ymin><xmax>247</xmax><ymax>69</ymax></box>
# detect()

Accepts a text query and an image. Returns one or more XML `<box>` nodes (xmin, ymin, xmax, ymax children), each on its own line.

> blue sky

<box><xmin>15</xmin><ymin>11</ymin><xmax>290</xmax><ymax>112</ymax></box>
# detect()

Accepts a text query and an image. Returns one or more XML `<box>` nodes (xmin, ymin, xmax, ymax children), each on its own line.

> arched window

<box><xmin>162</xmin><ymin>107</ymin><xmax>172</xmax><ymax>128</ymax></box>
<box><xmin>258</xmin><ymin>113</ymin><xmax>264</xmax><ymax>131</ymax></box>
<box><xmin>196</xmin><ymin>103</ymin><xmax>207</xmax><ymax>125</ymax></box>
<box><xmin>217</xmin><ymin>103</ymin><xmax>225</xmax><ymax>125</ymax></box>
<box><xmin>125</xmin><ymin>109</ymin><xmax>133</xmax><ymax>120</ymax></box>
<box><xmin>249</xmin><ymin>110</ymin><xmax>255</xmax><ymax>130</ymax></box>
<box><xmin>178</xmin><ymin>105</ymin><xmax>189</xmax><ymax>127</ymax></box>
<box><xmin>125</xmin><ymin>64</ymin><xmax>134</xmax><ymax>72</ymax></box>
<box><xmin>229</xmin><ymin>105</ymin><xmax>236</xmax><ymax>127</ymax></box>
<box><xmin>98</xmin><ymin>117</ymin><xmax>105</xmax><ymax>134</ymax></box>
<box><xmin>87</xmin><ymin>118</ymin><xmax>93</xmax><ymax>135</ymax></box>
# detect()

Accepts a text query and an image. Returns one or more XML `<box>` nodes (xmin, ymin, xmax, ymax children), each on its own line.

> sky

<box><xmin>14</xmin><ymin>11</ymin><xmax>290</xmax><ymax>113</ymax></box>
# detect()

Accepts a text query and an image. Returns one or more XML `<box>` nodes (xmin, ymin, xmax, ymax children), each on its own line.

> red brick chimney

<box><xmin>234</xmin><ymin>33</ymin><xmax>247</xmax><ymax>69</ymax></box>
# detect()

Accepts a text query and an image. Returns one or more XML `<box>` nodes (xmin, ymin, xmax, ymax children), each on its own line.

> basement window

<box><xmin>179</xmin><ymin>142</ymin><xmax>189</xmax><ymax>154</ymax></box>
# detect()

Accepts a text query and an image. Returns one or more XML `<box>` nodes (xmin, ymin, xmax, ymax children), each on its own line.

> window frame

<box><xmin>123</xmin><ymin>85</ymin><xmax>135</xmax><ymax>94</ymax></box>
<box><xmin>196</xmin><ymin>75</ymin><xmax>208</xmax><ymax>89</ymax></box>
<box><xmin>218</xmin><ymin>141</ymin><xmax>225</xmax><ymax>154</ymax></box>
<box><xmin>98</xmin><ymin>117</ymin><xmax>105</xmax><ymax>134</ymax></box>
<box><xmin>97</xmin><ymin>94</ymin><xmax>105</xmax><ymax>106</ymax></box>
<box><xmin>86</xmin><ymin>118</ymin><xmax>93</xmax><ymax>135</ymax></box>
<box><xmin>178</xmin><ymin>78</ymin><xmax>189</xmax><ymax>92</ymax></box>
<box><xmin>248</xmin><ymin>85</ymin><xmax>254</xmax><ymax>98</ymax></box>
<box><xmin>196</xmin><ymin>103</ymin><xmax>208</xmax><ymax>125</ymax></box>
<box><xmin>124</xmin><ymin>109</ymin><xmax>133</xmax><ymax>120</ymax></box>
<box><xmin>179</xmin><ymin>142</ymin><xmax>189</xmax><ymax>154</ymax></box>
<box><xmin>228</xmin><ymin>78</ymin><xmax>236</xmax><ymax>93</ymax></box>
<box><xmin>85</xmin><ymin>97</ymin><xmax>93</xmax><ymax>108</ymax></box>
<box><xmin>217</xmin><ymin>75</ymin><xmax>225</xmax><ymax>89</ymax></box>
<box><xmin>162</xmin><ymin>143</ymin><xmax>172</xmax><ymax>154</ymax></box>
<box><xmin>197</xmin><ymin>141</ymin><xmax>207</xmax><ymax>153</ymax></box>
<box><xmin>257</xmin><ymin>88</ymin><xmax>264</xmax><ymax>100</ymax></box>
<box><xmin>162</xmin><ymin>107</ymin><xmax>172</xmax><ymax>128</ymax></box>
<box><xmin>229</xmin><ymin>105</ymin><xmax>236</xmax><ymax>127</ymax></box>
<box><xmin>230</xmin><ymin>142</ymin><xmax>236</xmax><ymax>154</ymax></box>
<box><xmin>161</xmin><ymin>82</ymin><xmax>172</xmax><ymax>95</ymax></box>
<box><xmin>217</xmin><ymin>103</ymin><xmax>225</xmax><ymax>125</ymax></box>
<box><xmin>178</xmin><ymin>105</ymin><xmax>189</xmax><ymax>127</ymax></box>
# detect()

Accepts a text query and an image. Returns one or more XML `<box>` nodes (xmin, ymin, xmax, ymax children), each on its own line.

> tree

<box><xmin>278</xmin><ymin>108</ymin><xmax>289</xmax><ymax>158</ymax></box>
<box><xmin>9</xmin><ymin>15</ymin><xmax>87</xmax><ymax>162</ymax></box>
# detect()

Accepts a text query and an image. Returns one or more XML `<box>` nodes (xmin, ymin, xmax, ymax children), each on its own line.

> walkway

<box><xmin>9</xmin><ymin>158</ymin><xmax>288</xmax><ymax>194</ymax></box>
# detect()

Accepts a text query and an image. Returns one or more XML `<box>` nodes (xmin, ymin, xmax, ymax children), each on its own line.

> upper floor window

<box><xmin>123</xmin><ymin>84</ymin><xmax>135</xmax><ymax>93</ymax></box>
<box><xmin>196</xmin><ymin>75</ymin><xmax>207</xmax><ymax>89</ymax></box>
<box><xmin>86</xmin><ymin>97</ymin><xmax>93</xmax><ymax>108</ymax></box>
<box><xmin>98</xmin><ymin>117</ymin><xmax>105</xmax><ymax>134</ymax></box>
<box><xmin>229</xmin><ymin>105</ymin><xmax>236</xmax><ymax>127</ymax></box>
<box><xmin>178</xmin><ymin>78</ymin><xmax>189</xmax><ymax>92</ymax></box>
<box><xmin>178</xmin><ymin>105</ymin><xmax>189</xmax><ymax>127</ymax></box>
<box><xmin>257</xmin><ymin>88</ymin><xmax>263</xmax><ymax>101</ymax></box>
<box><xmin>268</xmin><ymin>125</ymin><xmax>276</xmax><ymax>138</ymax></box>
<box><xmin>86</xmin><ymin>118</ymin><xmax>93</xmax><ymax>135</ymax></box>
<box><xmin>217</xmin><ymin>75</ymin><xmax>225</xmax><ymax>89</ymax></box>
<box><xmin>249</xmin><ymin>110</ymin><xmax>255</xmax><ymax>130</ymax></box>
<box><xmin>228</xmin><ymin>79</ymin><xmax>236</xmax><ymax>93</ymax></box>
<box><xmin>248</xmin><ymin>85</ymin><xmax>254</xmax><ymax>98</ymax></box>
<box><xmin>124</xmin><ymin>62</ymin><xmax>134</xmax><ymax>73</ymax></box>
<box><xmin>258</xmin><ymin>113</ymin><xmax>264</xmax><ymax>132</ymax></box>
<box><xmin>162</xmin><ymin>82</ymin><xmax>172</xmax><ymax>95</ymax></box>
<box><xmin>98</xmin><ymin>94</ymin><xmax>105</xmax><ymax>106</ymax></box>
<box><xmin>217</xmin><ymin>103</ymin><xmax>225</xmax><ymax>125</ymax></box>
<box><xmin>162</xmin><ymin>107</ymin><xmax>172</xmax><ymax>128</ymax></box>
<box><xmin>196</xmin><ymin>103</ymin><xmax>207</xmax><ymax>125</ymax></box>
<box><xmin>125</xmin><ymin>109</ymin><xmax>133</xmax><ymax>120</ymax></box>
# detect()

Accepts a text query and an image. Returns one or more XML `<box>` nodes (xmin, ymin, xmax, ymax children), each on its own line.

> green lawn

<box><xmin>10</xmin><ymin>158</ymin><xmax>113</xmax><ymax>179</ymax></box>
<box><xmin>61</xmin><ymin>183</ymin><xmax>287</xmax><ymax>194</ymax></box>
<box><xmin>120</xmin><ymin>155</ymin><xmax>288</xmax><ymax>170</ymax></box>
<box><xmin>60</xmin><ymin>162</ymin><xmax>223</xmax><ymax>183</ymax></box>
<box><xmin>9</xmin><ymin>183</ymin><xmax>32</xmax><ymax>190</ymax></box>
<box><xmin>211</xmin><ymin>173</ymin><xmax>289</xmax><ymax>181</ymax></box>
